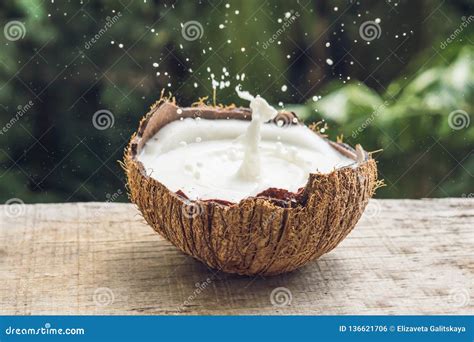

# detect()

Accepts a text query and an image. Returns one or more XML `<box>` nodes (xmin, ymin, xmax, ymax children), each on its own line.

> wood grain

<box><xmin>0</xmin><ymin>199</ymin><xmax>472</xmax><ymax>315</ymax></box>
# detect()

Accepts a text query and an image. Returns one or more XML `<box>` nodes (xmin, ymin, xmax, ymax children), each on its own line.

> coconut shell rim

<box><xmin>126</xmin><ymin>100</ymin><xmax>374</xmax><ymax>208</ymax></box>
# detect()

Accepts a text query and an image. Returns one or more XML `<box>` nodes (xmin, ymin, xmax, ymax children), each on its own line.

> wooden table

<box><xmin>0</xmin><ymin>199</ymin><xmax>472</xmax><ymax>315</ymax></box>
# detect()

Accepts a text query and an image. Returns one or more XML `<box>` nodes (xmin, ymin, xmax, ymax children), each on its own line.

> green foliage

<box><xmin>0</xmin><ymin>1</ymin><xmax>472</xmax><ymax>202</ymax></box>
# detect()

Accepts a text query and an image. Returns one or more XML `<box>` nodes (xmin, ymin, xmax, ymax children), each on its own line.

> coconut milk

<box><xmin>138</xmin><ymin>90</ymin><xmax>353</xmax><ymax>202</ymax></box>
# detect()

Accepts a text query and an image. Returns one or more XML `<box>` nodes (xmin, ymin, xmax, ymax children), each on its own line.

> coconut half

<box><xmin>124</xmin><ymin>100</ymin><xmax>378</xmax><ymax>276</ymax></box>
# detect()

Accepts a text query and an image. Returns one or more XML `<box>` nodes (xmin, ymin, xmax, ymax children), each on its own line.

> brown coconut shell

<box><xmin>124</xmin><ymin>100</ymin><xmax>378</xmax><ymax>276</ymax></box>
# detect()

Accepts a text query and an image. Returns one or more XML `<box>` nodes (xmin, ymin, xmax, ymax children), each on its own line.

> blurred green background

<box><xmin>0</xmin><ymin>0</ymin><xmax>472</xmax><ymax>203</ymax></box>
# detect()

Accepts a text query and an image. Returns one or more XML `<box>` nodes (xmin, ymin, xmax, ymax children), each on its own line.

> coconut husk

<box><xmin>124</xmin><ymin>101</ymin><xmax>378</xmax><ymax>276</ymax></box>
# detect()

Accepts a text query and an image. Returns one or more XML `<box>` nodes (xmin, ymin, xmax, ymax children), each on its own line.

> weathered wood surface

<box><xmin>0</xmin><ymin>199</ymin><xmax>472</xmax><ymax>315</ymax></box>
